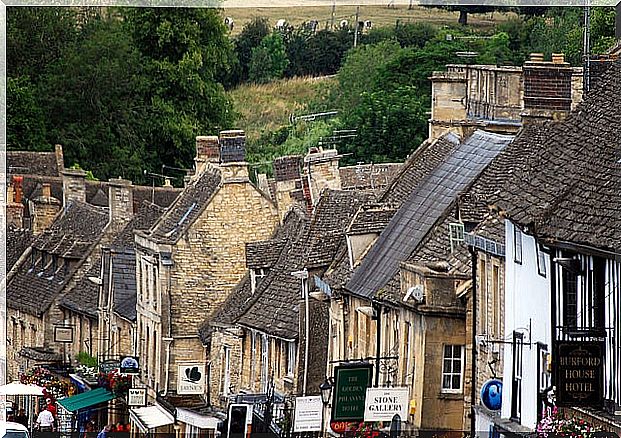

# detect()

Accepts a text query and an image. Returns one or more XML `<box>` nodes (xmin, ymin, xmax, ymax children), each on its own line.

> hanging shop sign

<box><xmin>293</xmin><ymin>396</ymin><xmax>323</xmax><ymax>432</ymax></box>
<box><xmin>554</xmin><ymin>341</ymin><xmax>604</xmax><ymax>407</ymax></box>
<box><xmin>480</xmin><ymin>379</ymin><xmax>502</xmax><ymax>411</ymax></box>
<box><xmin>128</xmin><ymin>388</ymin><xmax>147</xmax><ymax>406</ymax></box>
<box><xmin>177</xmin><ymin>364</ymin><xmax>205</xmax><ymax>395</ymax></box>
<box><xmin>332</xmin><ymin>364</ymin><xmax>373</xmax><ymax>422</ymax></box>
<box><xmin>363</xmin><ymin>387</ymin><xmax>409</xmax><ymax>422</ymax></box>
<box><xmin>120</xmin><ymin>356</ymin><xmax>140</xmax><ymax>374</ymax></box>
<box><xmin>99</xmin><ymin>359</ymin><xmax>120</xmax><ymax>374</ymax></box>
<box><xmin>54</xmin><ymin>326</ymin><xmax>74</xmax><ymax>343</ymax></box>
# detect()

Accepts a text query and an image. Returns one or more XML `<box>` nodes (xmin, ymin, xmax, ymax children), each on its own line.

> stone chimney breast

<box><xmin>32</xmin><ymin>183</ymin><xmax>61</xmax><ymax>234</ymax></box>
<box><xmin>273</xmin><ymin>155</ymin><xmax>302</xmax><ymax>182</ymax></box>
<box><xmin>108</xmin><ymin>178</ymin><xmax>134</xmax><ymax>224</ymax></box>
<box><xmin>61</xmin><ymin>168</ymin><xmax>87</xmax><ymax>207</ymax></box>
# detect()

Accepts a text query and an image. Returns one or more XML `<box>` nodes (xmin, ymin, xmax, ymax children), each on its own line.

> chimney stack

<box><xmin>54</xmin><ymin>144</ymin><xmax>65</xmax><ymax>171</ymax></box>
<box><xmin>31</xmin><ymin>183</ymin><xmax>61</xmax><ymax>234</ymax></box>
<box><xmin>273</xmin><ymin>155</ymin><xmax>303</xmax><ymax>220</ymax></box>
<box><xmin>108</xmin><ymin>178</ymin><xmax>134</xmax><ymax>226</ymax></box>
<box><xmin>219</xmin><ymin>130</ymin><xmax>249</xmax><ymax>182</ymax></box>
<box><xmin>7</xmin><ymin>176</ymin><xmax>25</xmax><ymax>228</ymax></box>
<box><xmin>303</xmin><ymin>147</ymin><xmax>342</xmax><ymax>206</ymax></box>
<box><xmin>61</xmin><ymin>168</ymin><xmax>87</xmax><ymax>208</ymax></box>
<box><xmin>195</xmin><ymin>136</ymin><xmax>220</xmax><ymax>174</ymax></box>
<box><xmin>522</xmin><ymin>53</ymin><xmax>573</xmax><ymax>124</ymax></box>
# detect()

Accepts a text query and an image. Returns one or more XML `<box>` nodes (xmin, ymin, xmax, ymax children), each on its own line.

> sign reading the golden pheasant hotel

<box><xmin>554</xmin><ymin>341</ymin><xmax>604</xmax><ymax>407</ymax></box>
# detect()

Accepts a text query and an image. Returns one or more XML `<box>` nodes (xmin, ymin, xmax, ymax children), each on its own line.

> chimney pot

<box><xmin>163</xmin><ymin>177</ymin><xmax>173</xmax><ymax>188</ymax></box>
<box><xmin>529</xmin><ymin>53</ymin><xmax>545</xmax><ymax>63</ymax></box>
<box><xmin>42</xmin><ymin>183</ymin><xmax>52</xmax><ymax>198</ymax></box>
<box><xmin>13</xmin><ymin>176</ymin><xmax>24</xmax><ymax>204</ymax></box>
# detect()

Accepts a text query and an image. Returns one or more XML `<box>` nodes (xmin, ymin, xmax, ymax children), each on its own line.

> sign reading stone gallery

<box><xmin>332</xmin><ymin>364</ymin><xmax>373</xmax><ymax>421</ymax></box>
<box><xmin>554</xmin><ymin>341</ymin><xmax>604</xmax><ymax>407</ymax></box>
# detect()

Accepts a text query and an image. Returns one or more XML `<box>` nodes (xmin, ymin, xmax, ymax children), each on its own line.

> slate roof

<box><xmin>7</xmin><ymin>201</ymin><xmax>108</xmax><ymax>316</ymax></box>
<box><xmin>7</xmin><ymin>226</ymin><xmax>34</xmax><ymax>271</ymax></box>
<box><xmin>339</xmin><ymin>163</ymin><xmax>402</xmax><ymax>191</ymax></box>
<box><xmin>379</xmin><ymin>132</ymin><xmax>461</xmax><ymax>206</ymax></box>
<box><xmin>8</xmin><ymin>151</ymin><xmax>61</xmax><ymax>177</ymax></box>
<box><xmin>346</xmin><ymin>130</ymin><xmax>514</xmax><ymax>299</ymax></box>
<box><xmin>347</xmin><ymin>204</ymin><xmax>397</xmax><ymax>235</ymax></box>
<box><xmin>306</xmin><ymin>190</ymin><xmax>373</xmax><ymax>269</ymax></box>
<box><xmin>60</xmin><ymin>257</ymin><xmax>101</xmax><ymax>318</ymax></box>
<box><xmin>246</xmin><ymin>239</ymin><xmax>286</xmax><ymax>269</ymax></box>
<box><xmin>492</xmin><ymin>60</ymin><xmax>621</xmax><ymax>251</ymax></box>
<box><xmin>147</xmin><ymin>167</ymin><xmax>222</xmax><ymax>243</ymax></box>
<box><xmin>237</xmin><ymin>190</ymin><xmax>367</xmax><ymax>339</ymax></box>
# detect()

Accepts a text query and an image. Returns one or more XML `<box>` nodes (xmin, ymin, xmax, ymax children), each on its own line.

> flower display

<box><xmin>97</xmin><ymin>370</ymin><xmax>132</xmax><ymax>395</ymax></box>
<box><xmin>537</xmin><ymin>407</ymin><xmax>602</xmax><ymax>437</ymax></box>
<box><xmin>20</xmin><ymin>367</ymin><xmax>73</xmax><ymax>399</ymax></box>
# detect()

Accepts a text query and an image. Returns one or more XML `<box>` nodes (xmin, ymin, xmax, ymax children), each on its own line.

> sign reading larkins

<box><xmin>555</xmin><ymin>341</ymin><xmax>604</xmax><ymax>407</ymax></box>
<box><xmin>332</xmin><ymin>364</ymin><xmax>373</xmax><ymax>422</ymax></box>
<box><xmin>177</xmin><ymin>364</ymin><xmax>205</xmax><ymax>395</ymax></box>
<box><xmin>364</xmin><ymin>387</ymin><xmax>409</xmax><ymax>422</ymax></box>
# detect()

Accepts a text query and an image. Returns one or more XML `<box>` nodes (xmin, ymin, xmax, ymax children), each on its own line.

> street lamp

<box><xmin>320</xmin><ymin>378</ymin><xmax>333</xmax><ymax>406</ymax></box>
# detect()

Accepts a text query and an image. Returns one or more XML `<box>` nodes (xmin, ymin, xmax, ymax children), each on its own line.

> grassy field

<box><xmin>229</xmin><ymin>75</ymin><xmax>335</xmax><ymax>142</ymax></box>
<box><xmin>223</xmin><ymin>5</ymin><xmax>515</xmax><ymax>35</ymax></box>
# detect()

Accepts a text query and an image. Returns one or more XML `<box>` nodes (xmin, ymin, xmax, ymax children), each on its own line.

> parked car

<box><xmin>1</xmin><ymin>421</ymin><xmax>30</xmax><ymax>438</ymax></box>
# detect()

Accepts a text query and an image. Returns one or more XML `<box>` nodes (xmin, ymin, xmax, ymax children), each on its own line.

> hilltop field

<box><xmin>223</xmin><ymin>5</ymin><xmax>516</xmax><ymax>35</ymax></box>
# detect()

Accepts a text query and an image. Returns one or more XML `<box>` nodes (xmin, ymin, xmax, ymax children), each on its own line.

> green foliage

<box><xmin>249</xmin><ymin>32</ymin><xmax>290</xmax><ymax>84</ymax></box>
<box><xmin>7</xmin><ymin>76</ymin><xmax>47</xmax><ymax>151</ymax></box>
<box><xmin>362</xmin><ymin>22</ymin><xmax>438</xmax><ymax>48</ymax></box>
<box><xmin>342</xmin><ymin>86</ymin><xmax>426</xmax><ymax>164</ymax></box>
<box><xmin>7</xmin><ymin>7</ymin><xmax>78</xmax><ymax>79</ymax></box>
<box><xmin>234</xmin><ymin>17</ymin><xmax>271</xmax><ymax>82</ymax></box>
<box><xmin>76</xmin><ymin>351</ymin><xmax>98</xmax><ymax>368</ymax></box>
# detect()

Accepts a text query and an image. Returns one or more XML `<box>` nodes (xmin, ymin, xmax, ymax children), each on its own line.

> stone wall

<box><xmin>209</xmin><ymin>327</ymin><xmax>244</xmax><ymax>408</ymax></box>
<box><xmin>6</xmin><ymin>309</ymin><xmax>46</xmax><ymax>381</ymax></box>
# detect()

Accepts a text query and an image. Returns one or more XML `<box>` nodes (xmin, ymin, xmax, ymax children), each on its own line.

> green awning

<box><xmin>58</xmin><ymin>388</ymin><xmax>116</xmax><ymax>412</ymax></box>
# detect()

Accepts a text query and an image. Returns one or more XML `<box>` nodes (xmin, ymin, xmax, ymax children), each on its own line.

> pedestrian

<box><xmin>15</xmin><ymin>408</ymin><xmax>29</xmax><ymax>427</ymax></box>
<box><xmin>96</xmin><ymin>424</ymin><xmax>113</xmax><ymax>438</ymax></box>
<box><xmin>35</xmin><ymin>406</ymin><xmax>55</xmax><ymax>436</ymax></box>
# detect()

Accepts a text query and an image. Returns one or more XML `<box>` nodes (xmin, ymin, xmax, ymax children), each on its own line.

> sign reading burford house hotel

<box><xmin>555</xmin><ymin>341</ymin><xmax>604</xmax><ymax>407</ymax></box>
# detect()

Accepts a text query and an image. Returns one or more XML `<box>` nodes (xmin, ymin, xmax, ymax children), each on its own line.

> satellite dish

<box><xmin>480</xmin><ymin>379</ymin><xmax>502</xmax><ymax>411</ymax></box>
<box><xmin>404</xmin><ymin>285</ymin><xmax>424</xmax><ymax>303</ymax></box>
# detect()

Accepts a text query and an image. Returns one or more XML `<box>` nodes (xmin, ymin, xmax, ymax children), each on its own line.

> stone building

<box><xmin>322</xmin><ymin>130</ymin><xmax>515</xmax><ymax>433</ymax></box>
<box><xmin>428</xmin><ymin>54</ymin><xmax>584</xmax><ymax>141</ymax></box>
<box><xmin>131</xmin><ymin>130</ymin><xmax>280</xmax><ymax>431</ymax></box>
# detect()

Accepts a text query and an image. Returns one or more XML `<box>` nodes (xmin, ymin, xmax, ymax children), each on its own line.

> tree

<box><xmin>234</xmin><ymin>17</ymin><xmax>271</xmax><ymax>83</ymax></box>
<box><xmin>7</xmin><ymin>76</ymin><xmax>47</xmax><ymax>151</ymax></box>
<box><xmin>305</xmin><ymin>29</ymin><xmax>353</xmax><ymax>76</ymax></box>
<box><xmin>122</xmin><ymin>7</ymin><xmax>236</xmax><ymax>172</ymax></box>
<box><xmin>7</xmin><ymin>7</ymin><xmax>78</xmax><ymax>79</ymax></box>
<box><xmin>249</xmin><ymin>32</ymin><xmax>289</xmax><ymax>83</ymax></box>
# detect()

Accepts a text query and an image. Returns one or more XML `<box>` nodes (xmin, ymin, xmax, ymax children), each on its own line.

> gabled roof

<box><xmin>347</xmin><ymin>204</ymin><xmax>397</xmax><ymax>236</ymax></box>
<box><xmin>147</xmin><ymin>167</ymin><xmax>222</xmax><ymax>243</ymax></box>
<box><xmin>236</xmin><ymin>190</ymin><xmax>367</xmax><ymax>339</ymax></box>
<box><xmin>379</xmin><ymin>132</ymin><xmax>460</xmax><ymax>206</ymax></box>
<box><xmin>8</xmin><ymin>150</ymin><xmax>61</xmax><ymax>177</ymax></box>
<box><xmin>7</xmin><ymin>225</ymin><xmax>33</xmax><ymax>271</ymax></box>
<box><xmin>346</xmin><ymin>130</ymin><xmax>514</xmax><ymax>299</ymax></box>
<box><xmin>493</xmin><ymin>60</ymin><xmax>621</xmax><ymax>251</ymax></box>
<box><xmin>339</xmin><ymin>163</ymin><xmax>402</xmax><ymax>192</ymax></box>
<box><xmin>7</xmin><ymin>201</ymin><xmax>108</xmax><ymax>316</ymax></box>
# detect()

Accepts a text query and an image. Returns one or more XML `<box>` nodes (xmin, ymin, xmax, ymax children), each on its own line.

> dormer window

<box><xmin>251</xmin><ymin>268</ymin><xmax>269</xmax><ymax>294</ymax></box>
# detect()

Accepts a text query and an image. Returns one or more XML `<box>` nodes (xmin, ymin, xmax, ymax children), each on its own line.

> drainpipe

<box><xmin>164</xmin><ymin>264</ymin><xmax>173</xmax><ymax>396</ymax></box>
<box><xmin>374</xmin><ymin>302</ymin><xmax>381</xmax><ymax>387</ymax></box>
<box><xmin>303</xmin><ymin>275</ymin><xmax>310</xmax><ymax>396</ymax></box>
<box><xmin>468</xmin><ymin>245</ymin><xmax>478</xmax><ymax>436</ymax></box>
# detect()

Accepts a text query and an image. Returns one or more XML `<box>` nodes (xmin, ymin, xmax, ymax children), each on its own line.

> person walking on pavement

<box><xmin>35</xmin><ymin>405</ymin><xmax>55</xmax><ymax>438</ymax></box>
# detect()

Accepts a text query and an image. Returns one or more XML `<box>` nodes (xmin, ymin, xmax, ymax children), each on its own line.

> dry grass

<box><xmin>223</xmin><ymin>5</ymin><xmax>515</xmax><ymax>35</ymax></box>
<box><xmin>229</xmin><ymin>75</ymin><xmax>336</xmax><ymax>142</ymax></box>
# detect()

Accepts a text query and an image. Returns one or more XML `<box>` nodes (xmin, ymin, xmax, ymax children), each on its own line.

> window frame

<box><xmin>513</xmin><ymin>227</ymin><xmax>523</xmax><ymax>264</ymax></box>
<box><xmin>536</xmin><ymin>243</ymin><xmax>547</xmax><ymax>277</ymax></box>
<box><xmin>441</xmin><ymin>344</ymin><xmax>465</xmax><ymax>393</ymax></box>
<box><xmin>286</xmin><ymin>342</ymin><xmax>296</xmax><ymax>377</ymax></box>
<box><xmin>511</xmin><ymin>331</ymin><xmax>524</xmax><ymax>422</ymax></box>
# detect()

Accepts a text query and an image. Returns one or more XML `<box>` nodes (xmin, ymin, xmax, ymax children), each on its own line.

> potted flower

<box><xmin>537</xmin><ymin>407</ymin><xmax>601</xmax><ymax>437</ymax></box>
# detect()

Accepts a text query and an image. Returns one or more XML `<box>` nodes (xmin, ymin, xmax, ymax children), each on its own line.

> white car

<box><xmin>1</xmin><ymin>421</ymin><xmax>30</xmax><ymax>438</ymax></box>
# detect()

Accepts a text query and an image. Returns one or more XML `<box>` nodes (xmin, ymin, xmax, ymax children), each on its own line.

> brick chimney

<box><xmin>219</xmin><ymin>130</ymin><xmax>249</xmax><ymax>182</ymax></box>
<box><xmin>195</xmin><ymin>136</ymin><xmax>220</xmax><ymax>174</ymax></box>
<box><xmin>522</xmin><ymin>53</ymin><xmax>573</xmax><ymax>124</ymax></box>
<box><xmin>7</xmin><ymin>176</ymin><xmax>25</xmax><ymax>228</ymax></box>
<box><xmin>108</xmin><ymin>178</ymin><xmax>134</xmax><ymax>226</ymax></box>
<box><xmin>31</xmin><ymin>183</ymin><xmax>61</xmax><ymax>234</ymax></box>
<box><xmin>61</xmin><ymin>168</ymin><xmax>87</xmax><ymax>208</ymax></box>
<box><xmin>303</xmin><ymin>147</ymin><xmax>342</xmax><ymax>205</ymax></box>
<box><xmin>273</xmin><ymin>155</ymin><xmax>302</xmax><ymax>220</ymax></box>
